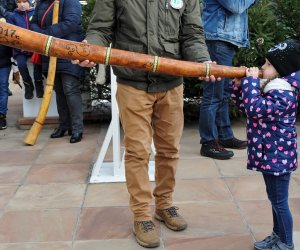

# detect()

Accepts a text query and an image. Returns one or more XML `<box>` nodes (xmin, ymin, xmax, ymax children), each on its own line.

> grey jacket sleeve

<box><xmin>85</xmin><ymin>0</ymin><xmax>115</xmax><ymax>47</ymax></box>
<box><xmin>180</xmin><ymin>0</ymin><xmax>210</xmax><ymax>62</ymax></box>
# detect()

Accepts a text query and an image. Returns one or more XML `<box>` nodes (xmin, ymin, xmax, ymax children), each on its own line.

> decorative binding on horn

<box><xmin>152</xmin><ymin>56</ymin><xmax>159</xmax><ymax>72</ymax></box>
<box><xmin>205</xmin><ymin>63</ymin><xmax>211</xmax><ymax>77</ymax></box>
<box><xmin>44</xmin><ymin>36</ymin><xmax>53</xmax><ymax>56</ymax></box>
<box><xmin>104</xmin><ymin>47</ymin><xmax>112</xmax><ymax>65</ymax></box>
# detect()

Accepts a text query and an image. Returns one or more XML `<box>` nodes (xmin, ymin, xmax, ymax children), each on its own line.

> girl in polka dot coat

<box><xmin>231</xmin><ymin>39</ymin><xmax>300</xmax><ymax>250</ymax></box>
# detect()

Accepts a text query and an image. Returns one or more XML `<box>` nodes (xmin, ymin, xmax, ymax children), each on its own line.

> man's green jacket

<box><xmin>86</xmin><ymin>0</ymin><xmax>210</xmax><ymax>92</ymax></box>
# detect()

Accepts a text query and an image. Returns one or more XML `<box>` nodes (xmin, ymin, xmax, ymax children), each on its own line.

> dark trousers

<box><xmin>263</xmin><ymin>173</ymin><xmax>293</xmax><ymax>246</ymax></box>
<box><xmin>15</xmin><ymin>55</ymin><xmax>43</xmax><ymax>83</ymax></box>
<box><xmin>54</xmin><ymin>73</ymin><xmax>83</xmax><ymax>133</ymax></box>
<box><xmin>199</xmin><ymin>41</ymin><xmax>236</xmax><ymax>143</ymax></box>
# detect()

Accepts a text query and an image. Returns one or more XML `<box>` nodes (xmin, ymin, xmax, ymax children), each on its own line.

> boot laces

<box><xmin>211</xmin><ymin>140</ymin><xmax>226</xmax><ymax>152</ymax></box>
<box><xmin>138</xmin><ymin>221</ymin><xmax>155</xmax><ymax>233</ymax></box>
<box><xmin>165</xmin><ymin>206</ymin><xmax>179</xmax><ymax>218</ymax></box>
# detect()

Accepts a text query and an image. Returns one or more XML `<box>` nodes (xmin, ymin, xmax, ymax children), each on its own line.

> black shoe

<box><xmin>70</xmin><ymin>132</ymin><xmax>82</xmax><ymax>143</ymax></box>
<box><xmin>254</xmin><ymin>232</ymin><xmax>279</xmax><ymax>249</ymax></box>
<box><xmin>201</xmin><ymin>140</ymin><xmax>234</xmax><ymax>160</ymax></box>
<box><xmin>35</xmin><ymin>80</ymin><xmax>44</xmax><ymax>98</ymax></box>
<box><xmin>50</xmin><ymin>128</ymin><xmax>72</xmax><ymax>138</ymax></box>
<box><xmin>218</xmin><ymin>137</ymin><xmax>247</xmax><ymax>149</ymax></box>
<box><xmin>8</xmin><ymin>88</ymin><xmax>12</xmax><ymax>96</ymax></box>
<box><xmin>23</xmin><ymin>81</ymin><xmax>34</xmax><ymax>99</ymax></box>
<box><xmin>0</xmin><ymin>114</ymin><xmax>7</xmax><ymax>130</ymax></box>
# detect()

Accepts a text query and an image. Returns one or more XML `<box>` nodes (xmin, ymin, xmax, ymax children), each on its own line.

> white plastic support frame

<box><xmin>89</xmin><ymin>68</ymin><xmax>155</xmax><ymax>183</ymax></box>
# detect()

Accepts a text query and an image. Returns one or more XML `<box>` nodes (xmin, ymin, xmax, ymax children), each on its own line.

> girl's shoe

<box><xmin>254</xmin><ymin>232</ymin><xmax>279</xmax><ymax>249</ymax></box>
<box><xmin>271</xmin><ymin>241</ymin><xmax>294</xmax><ymax>250</ymax></box>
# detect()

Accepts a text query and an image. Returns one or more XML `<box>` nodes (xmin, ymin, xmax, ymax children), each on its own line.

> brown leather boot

<box><xmin>155</xmin><ymin>206</ymin><xmax>187</xmax><ymax>231</ymax></box>
<box><xmin>133</xmin><ymin>221</ymin><xmax>160</xmax><ymax>248</ymax></box>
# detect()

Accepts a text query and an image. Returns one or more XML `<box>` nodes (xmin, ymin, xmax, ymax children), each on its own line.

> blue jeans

<box><xmin>263</xmin><ymin>173</ymin><xmax>293</xmax><ymax>246</ymax></box>
<box><xmin>199</xmin><ymin>41</ymin><xmax>236</xmax><ymax>143</ymax></box>
<box><xmin>15</xmin><ymin>54</ymin><xmax>32</xmax><ymax>83</ymax></box>
<box><xmin>15</xmin><ymin>55</ymin><xmax>43</xmax><ymax>83</ymax></box>
<box><xmin>0</xmin><ymin>66</ymin><xmax>11</xmax><ymax>115</ymax></box>
<box><xmin>54</xmin><ymin>73</ymin><xmax>83</xmax><ymax>133</ymax></box>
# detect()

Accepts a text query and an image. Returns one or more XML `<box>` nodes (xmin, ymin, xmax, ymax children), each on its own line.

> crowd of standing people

<box><xmin>0</xmin><ymin>0</ymin><xmax>299</xmax><ymax>249</ymax></box>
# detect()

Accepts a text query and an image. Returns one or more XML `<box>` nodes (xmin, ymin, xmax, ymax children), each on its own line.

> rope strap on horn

<box><xmin>104</xmin><ymin>47</ymin><xmax>112</xmax><ymax>65</ymax></box>
<box><xmin>44</xmin><ymin>36</ymin><xmax>53</xmax><ymax>56</ymax></box>
<box><xmin>205</xmin><ymin>63</ymin><xmax>211</xmax><ymax>77</ymax></box>
<box><xmin>152</xmin><ymin>56</ymin><xmax>159</xmax><ymax>72</ymax></box>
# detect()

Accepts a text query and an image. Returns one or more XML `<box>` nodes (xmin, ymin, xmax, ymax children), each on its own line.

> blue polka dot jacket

<box><xmin>230</xmin><ymin>71</ymin><xmax>300</xmax><ymax>176</ymax></box>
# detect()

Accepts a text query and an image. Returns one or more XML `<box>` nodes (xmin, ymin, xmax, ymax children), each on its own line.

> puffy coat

<box><xmin>230</xmin><ymin>71</ymin><xmax>300</xmax><ymax>176</ymax></box>
<box><xmin>0</xmin><ymin>44</ymin><xmax>12</xmax><ymax>68</ymax></box>
<box><xmin>30</xmin><ymin>0</ymin><xmax>84</xmax><ymax>79</ymax></box>
<box><xmin>0</xmin><ymin>15</ymin><xmax>12</xmax><ymax>67</ymax></box>
<box><xmin>7</xmin><ymin>8</ymin><xmax>35</xmax><ymax>58</ymax></box>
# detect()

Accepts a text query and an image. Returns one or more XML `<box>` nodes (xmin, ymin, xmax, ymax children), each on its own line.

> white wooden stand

<box><xmin>22</xmin><ymin>61</ymin><xmax>58</xmax><ymax>118</ymax></box>
<box><xmin>89</xmin><ymin>70</ymin><xmax>155</xmax><ymax>183</ymax></box>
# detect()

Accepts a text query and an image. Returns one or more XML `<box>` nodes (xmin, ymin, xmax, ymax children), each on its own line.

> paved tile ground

<box><xmin>0</xmin><ymin>84</ymin><xmax>299</xmax><ymax>250</ymax></box>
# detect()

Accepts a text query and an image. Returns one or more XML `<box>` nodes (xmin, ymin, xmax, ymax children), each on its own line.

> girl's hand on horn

<box><xmin>198</xmin><ymin>61</ymin><xmax>222</xmax><ymax>82</ymax></box>
<box><xmin>233</xmin><ymin>66</ymin><xmax>248</xmax><ymax>87</ymax></box>
<box><xmin>71</xmin><ymin>40</ymin><xmax>97</xmax><ymax>67</ymax></box>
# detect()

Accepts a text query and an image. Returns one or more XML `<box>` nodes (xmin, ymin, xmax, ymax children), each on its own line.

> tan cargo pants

<box><xmin>116</xmin><ymin>83</ymin><xmax>184</xmax><ymax>221</ymax></box>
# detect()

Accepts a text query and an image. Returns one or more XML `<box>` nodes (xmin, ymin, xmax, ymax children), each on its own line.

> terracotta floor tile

<box><xmin>45</xmin><ymin>133</ymin><xmax>99</xmax><ymax>149</ymax></box>
<box><xmin>0</xmin><ymin>209</ymin><xmax>79</xmax><ymax>242</ymax></box>
<box><xmin>0</xmin><ymin>131</ymin><xmax>45</xmax><ymax>151</ymax></box>
<box><xmin>215</xmin><ymin>157</ymin><xmax>258</xmax><ymax>177</ymax></box>
<box><xmin>0</xmin><ymin>150</ymin><xmax>40</xmax><ymax>167</ymax></box>
<box><xmin>176</xmin><ymin>158</ymin><xmax>220</xmax><ymax>179</ymax></box>
<box><xmin>76</xmin><ymin>207</ymin><xmax>136</xmax><ymax>240</ymax></box>
<box><xmin>0</xmin><ymin>166</ymin><xmax>30</xmax><ymax>184</ymax></box>
<box><xmin>226</xmin><ymin>176</ymin><xmax>300</xmax><ymax>201</ymax></box>
<box><xmin>161</xmin><ymin>202</ymin><xmax>248</xmax><ymax>237</ymax></box>
<box><xmin>0</xmin><ymin>242</ymin><xmax>71</xmax><ymax>250</ymax></box>
<box><xmin>25</xmin><ymin>163</ymin><xmax>91</xmax><ymax>184</ymax></box>
<box><xmin>293</xmin><ymin>173</ymin><xmax>300</xmax><ymax>186</ymax></box>
<box><xmin>35</xmin><ymin>147</ymin><xmax>95</xmax><ymax>165</ymax></box>
<box><xmin>84</xmin><ymin>183</ymin><xmax>129</xmax><ymax>207</ymax></box>
<box><xmin>173</xmin><ymin>179</ymin><xmax>232</xmax><ymax>202</ymax></box>
<box><xmin>7</xmin><ymin>184</ymin><xmax>86</xmax><ymax>210</ymax></box>
<box><xmin>166</xmin><ymin>235</ymin><xmax>254</xmax><ymax>250</ymax></box>
<box><xmin>0</xmin><ymin>186</ymin><xmax>17</xmax><ymax>210</ymax></box>
<box><xmin>238</xmin><ymin>199</ymin><xmax>300</xmax><ymax>234</ymax></box>
<box><xmin>73</xmin><ymin>239</ymin><xmax>164</xmax><ymax>250</ymax></box>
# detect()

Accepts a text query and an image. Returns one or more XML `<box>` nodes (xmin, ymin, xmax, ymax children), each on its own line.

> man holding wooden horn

<box><xmin>74</xmin><ymin>0</ymin><xmax>216</xmax><ymax>248</ymax></box>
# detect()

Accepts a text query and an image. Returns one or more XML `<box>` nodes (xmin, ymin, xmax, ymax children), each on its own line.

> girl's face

<box><xmin>261</xmin><ymin>59</ymin><xmax>279</xmax><ymax>79</ymax></box>
<box><xmin>16</xmin><ymin>0</ymin><xmax>30</xmax><ymax>11</ymax></box>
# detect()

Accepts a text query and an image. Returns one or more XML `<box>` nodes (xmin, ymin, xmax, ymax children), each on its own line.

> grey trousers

<box><xmin>54</xmin><ymin>73</ymin><xmax>83</xmax><ymax>133</ymax></box>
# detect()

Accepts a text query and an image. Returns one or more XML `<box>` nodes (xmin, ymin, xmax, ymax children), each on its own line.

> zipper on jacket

<box><xmin>165</xmin><ymin>0</ymin><xmax>169</xmax><ymax>34</ymax></box>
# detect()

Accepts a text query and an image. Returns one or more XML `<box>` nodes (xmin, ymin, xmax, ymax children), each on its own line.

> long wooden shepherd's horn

<box><xmin>23</xmin><ymin>0</ymin><xmax>60</xmax><ymax>146</ymax></box>
<box><xmin>0</xmin><ymin>21</ymin><xmax>261</xmax><ymax>79</ymax></box>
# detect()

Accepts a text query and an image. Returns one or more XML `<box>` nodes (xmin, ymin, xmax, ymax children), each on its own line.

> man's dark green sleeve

<box><xmin>180</xmin><ymin>0</ymin><xmax>210</xmax><ymax>63</ymax></box>
<box><xmin>85</xmin><ymin>0</ymin><xmax>115</xmax><ymax>47</ymax></box>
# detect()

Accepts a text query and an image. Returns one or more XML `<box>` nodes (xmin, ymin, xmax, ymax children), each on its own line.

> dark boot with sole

<box><xmin>23</xmin><ymin>81</ymin><xmax>34</xmax><ymax>99</ymax></box>
<box><xmin>35</xmin><ymin>80</ymin><xmax>44</xmax><ymax>98</ymax></box>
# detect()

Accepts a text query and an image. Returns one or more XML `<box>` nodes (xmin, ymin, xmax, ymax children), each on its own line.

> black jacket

<box><xmin>0</xmin><ymin>44</ymin><xmax>12</xmax><ymax>68</ymax></box>
<box><xmin>0</xmin><ymin>5</ymin><xmax>12</xmax><ymax>68</ymax></box>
